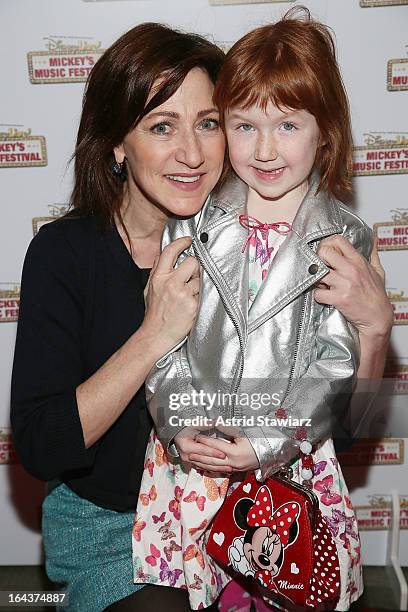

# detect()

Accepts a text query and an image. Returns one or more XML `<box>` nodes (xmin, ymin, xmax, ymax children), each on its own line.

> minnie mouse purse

<box><xmin>207</xmin><ymin>470</ymin><xmax>340</xmax><ymax>609</ymax></box>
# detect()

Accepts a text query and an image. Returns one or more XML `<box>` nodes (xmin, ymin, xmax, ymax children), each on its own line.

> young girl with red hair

<box><xmin>133</xmin><ymin>9</ymin><xmax>368</xmax><ymax>610</ymax></box>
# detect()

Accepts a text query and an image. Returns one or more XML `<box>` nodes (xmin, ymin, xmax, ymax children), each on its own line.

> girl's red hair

<box><xmin>214</xmin><ymin>7</ymin><xmax>353</xmax><ymax>201</ymax></box>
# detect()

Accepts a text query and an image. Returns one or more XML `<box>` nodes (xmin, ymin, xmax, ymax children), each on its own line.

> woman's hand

<box><xmin>315</xmin><ymin>235</ymin><xmax>393</xmax><ymax>379</ymax></box>
<box><xmin>315</xmin><ymin>235</ymin><xmax>393</xmax><ymax>338</ymax></box>
<box><xmin>142</xmin><ymin>236</ymin><xmax>200</xmax><ymax>357</ymax></box>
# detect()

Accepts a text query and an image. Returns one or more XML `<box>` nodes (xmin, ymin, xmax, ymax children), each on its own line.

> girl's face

<box><xmin>225</xmin><ymin>102</ymin><xmax>321</xmax><ymax>204</ymax></box>
<box><xmin>115</xmin><ymin>67</ymin><xmax>225</xmax><ymax>217</ymax></box>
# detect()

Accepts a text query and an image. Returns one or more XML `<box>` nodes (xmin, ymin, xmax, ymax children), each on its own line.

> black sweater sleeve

<box><xmin>10</xmin><ymin>219</ymin><xmax>97</xmax><ymax>481</ymax></box>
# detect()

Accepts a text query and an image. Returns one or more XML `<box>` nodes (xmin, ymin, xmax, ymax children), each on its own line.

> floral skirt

<box><xmin>132</xmin><ymin>430</ymin><xmax>363</xmax><ymax>611</ymax></box>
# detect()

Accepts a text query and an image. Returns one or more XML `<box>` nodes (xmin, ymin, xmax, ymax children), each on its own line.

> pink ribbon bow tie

<box><xmin>238</xmin><ymin>215</ymin><xmax>292</xmax><ymax>254</ymax></box>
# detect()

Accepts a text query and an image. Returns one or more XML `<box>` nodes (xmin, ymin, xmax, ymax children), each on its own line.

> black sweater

<box><xmin>10</xmin><ymin>214</ymin><xmax>152</xmax><ymax>511</ymax></box>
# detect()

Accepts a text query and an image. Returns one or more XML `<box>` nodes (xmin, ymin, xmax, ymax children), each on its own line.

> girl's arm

<box><xmin>191</xmin><ymin>227</ymin><xmax>384</xmax><ymax>477</ymax></box>
<box><xmin>145</xmin><ymin>219</ymin><xmax>228</xmax><ymax>467</ymax></box>
<box><xmin>192</xmin><ymin>301</ymin><xmax>360</xmax><ymax>477</ymax></box>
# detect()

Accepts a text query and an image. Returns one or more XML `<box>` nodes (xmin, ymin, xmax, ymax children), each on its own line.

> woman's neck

<box><xmin>119</xmin><ymin>181</ymin><xmax>169</xmax><ymax>239</ymax></box>
<box><xmin>247</xmin><ymin>180</ymin><xmax>309</xmax><ymax>224</ymax></box>
<box><xmin>117</xmin><ymin>181</ymin><xmax>170</xmax><ymax>268</ymax></box>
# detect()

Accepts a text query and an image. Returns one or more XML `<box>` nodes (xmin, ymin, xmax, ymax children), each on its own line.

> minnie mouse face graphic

<box><xmin>230</xmin><ymin>485</ymin><xmax>300</xmax><ymax>590</ymax></box>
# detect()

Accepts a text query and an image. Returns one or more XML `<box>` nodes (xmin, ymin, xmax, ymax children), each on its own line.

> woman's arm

<box><xmin>11</xmin><ymin>225</ymin><xmax>198</xmax><ymax>480</ymax></box>
<box><xmin>314</xmin><ymin>235</ymin><xmax>393</xmax><ymax>379</ymax></box>
<box><xmin>77</xmin><ymin>236</ymin><xmax>200</xmax><ymax>448</ymax></box>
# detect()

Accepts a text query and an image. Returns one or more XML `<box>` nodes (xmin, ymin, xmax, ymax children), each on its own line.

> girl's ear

<box><xmin>113</xmin><ymin>143</ymin><xmax>125</xmax><ymax>164</ymax></box>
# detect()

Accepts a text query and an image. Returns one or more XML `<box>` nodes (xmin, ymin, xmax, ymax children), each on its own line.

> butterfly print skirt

<box><xmin>132</xmin><ymin>430</ymin><xmax>363</xmax><ymax>611</ymax></box>
<box><xmin>132</xmin><ymin>429</ymin><xmax>233</xmax><ymax>609</ymax></box>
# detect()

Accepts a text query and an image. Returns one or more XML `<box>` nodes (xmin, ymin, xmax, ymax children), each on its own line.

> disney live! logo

<box><xmin>209</xmin><ymin>0</ymin><xmax>294</xmax><ymax>4</ymax></box>
<box><xmin>27</xmin><ymin>36</ymin><xmax>105</xmax><ymax>84</ymax></box>
<box><xmin>338</xmin><ymin>438</ymin><xmax>404</xmax><ymax>466</ymax></box>
<box><xmin>0</xmin><ymin>429</ymin><xmax>18</xmax><ymax>465</ymax></box>
<box><xmin>360</xmin><ymin>0</ymin><xmax>408</xmax><ymax>6</ymax></box>
<box><xmin>32</xmin><ymin>204</ymin><xmax>68</xmax><ymax>236</ymax></box>
<box><xmin>353</xmin><ymin>133</ymin><xmax>408</xmax><ymax>176</ymax></box>
<box><xmin>355</xmin><ymin>496</ymin><xmax>408</xmax><ymax>531</ymax></box>
<box><xmin>387</xmin><ymin>290</ymin><xmax>408</xmax><ymax>325</ymax></box>
<box><xmin>388</xmin><ymin>58</ymin><xmax>408</xmax><ymax>91</ymax></box>
<box><xmin>0</xmin><ymin>284</ymin><xmax>20</xmax><ymax>323</ymax></box>
<box><xmin>374</xmin><ymin>209</ymin><xmax>408</xmax><ymax>251</ymax></box>
<box><xmin>0</xmin><ymin>126</ymin><xmax>47</xmax><ymax>168</ymax></box>
<box><xmin>384</xmin><ymin>358</ymin><xmax>408</xmax><ymax>394</ymax></box>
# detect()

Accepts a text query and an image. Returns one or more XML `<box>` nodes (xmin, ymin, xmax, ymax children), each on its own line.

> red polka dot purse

<box><xmin>207</xmin><ymin>470</ymin><xmax>340</xmax><ymax>610</ymax></box>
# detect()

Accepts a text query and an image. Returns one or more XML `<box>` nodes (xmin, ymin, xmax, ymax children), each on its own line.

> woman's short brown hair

<box><xmin>71</xmin><ymin>23</ymin><xmax>225</xmax><ymax>223</ymax></box>
<box><xmin>214</xmin><ymin>7</ymin><xmax>353</xmax><ymax>201</ymax></box>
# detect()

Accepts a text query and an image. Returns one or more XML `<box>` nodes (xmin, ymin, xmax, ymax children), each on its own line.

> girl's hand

<box><xmin>189</xmin><ymin>434</ymin><xmax>260</xmax><ymax>472</ymax></box>
<box><xmin>174</xmin><ymin>426</ymin><xmax>233</xmax><ymax>473</ymax></box>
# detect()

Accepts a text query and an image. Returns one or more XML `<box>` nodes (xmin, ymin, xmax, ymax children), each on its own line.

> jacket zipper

<box><xmin>281</xmin><ymin>292</ymin><xmax>308</xmax><ymax>405</ymax></box>
<box><xmin>282</xmin><ymin>238</ymin><xmax>320</xmax><ymax>402</ymax></box>
<box><xmin>192</xmin><ymin>242</ymin><xmax>245</xmax><ymax>419</ymax></box>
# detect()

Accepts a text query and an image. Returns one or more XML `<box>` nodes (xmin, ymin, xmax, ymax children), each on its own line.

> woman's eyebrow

<box><xmin>197</xmin><ymin>107</ymin><xmax>219</xmax><ymax>117</ymax></box>
<box><xmin>146</xmin><ymin>108</ymin><xmax>219</xmax><ymax>120</ymax></box>
<box><xmin>145</xmin><ymin>111</ymin><xmax>180</xmax><ymax>119</ymax></box>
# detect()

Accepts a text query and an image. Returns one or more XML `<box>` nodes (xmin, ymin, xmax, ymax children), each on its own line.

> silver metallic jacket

<box><xmin>147</xmin><ymin>175</ymin><xmax>372</xmax><ymax>479</ymax></box>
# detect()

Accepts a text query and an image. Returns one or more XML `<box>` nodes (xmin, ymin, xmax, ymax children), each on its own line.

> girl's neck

<box><xmin>246</xmin><ymin>180</ymin><xmax>309</xmax><ymax>224</ymax></box>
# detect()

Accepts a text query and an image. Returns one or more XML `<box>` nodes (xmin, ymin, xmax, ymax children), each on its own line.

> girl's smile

<box><xmin>252</xmin><ymin>166</ymin><xmax>286</xmax><ymax>181</ymax></box>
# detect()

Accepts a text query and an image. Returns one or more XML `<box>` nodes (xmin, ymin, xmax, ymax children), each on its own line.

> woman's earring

<box><xmin>112</xmin><ymin>161</ymin><xmax>123</xmax><ymax>175</ymax></box>
<box><xmin>112</xmin><ymin>159</ymin><xmax>127</xmax><ymax>180</ymax></box>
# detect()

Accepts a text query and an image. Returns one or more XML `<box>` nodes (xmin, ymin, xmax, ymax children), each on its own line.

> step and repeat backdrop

<box><xmin>0</xmin><ymin>0</ymin><xmax>407</xmax><ymax>568</ymax></box>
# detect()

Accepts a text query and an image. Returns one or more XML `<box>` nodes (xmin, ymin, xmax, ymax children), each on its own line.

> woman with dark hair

<box><xmin>11</xmin><ymin>23</ymin><xmax>225</xmax><ymax>612</ymax></box>
<box><xmin>10</xmin><ymin>18</ymin><xmax>391</xmax><ymax>612</ymax></box>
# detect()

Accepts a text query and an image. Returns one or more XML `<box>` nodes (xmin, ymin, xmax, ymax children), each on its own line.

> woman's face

<box><xmin>115</xmin><ymin>67</ymin><xmax>225</xmax><ymax>217</ymax></box>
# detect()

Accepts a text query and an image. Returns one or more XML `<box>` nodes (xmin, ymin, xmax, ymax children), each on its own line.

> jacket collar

<box><xmin>194</xmin><ymin>173</ymin><xmax>345</xmax><ymax>336</ymax></box>
<box><xmin>209</xmin><ymin>172</ymin><xmax>344</xmax><ymax>240</ymax></box>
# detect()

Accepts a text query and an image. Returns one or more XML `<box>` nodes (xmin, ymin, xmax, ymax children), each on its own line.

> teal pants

<box><xmin>42</xmin><ymin>483</ymin><xmax>144</xmax><ymax>612</ymax></box>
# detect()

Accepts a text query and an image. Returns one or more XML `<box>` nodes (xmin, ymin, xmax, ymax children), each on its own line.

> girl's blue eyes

<box><xmin>150</xmin><ymin>118</ymin><xmax>219</xmax><ymax>134</ymax></box>
<box><xmin>236</xmin><ymin>122</ymin><xmax>297</xmax><ymax>132</ymax></box>
<box><xmin>237</xmin><ymin>124</ymin><xmax>254</xmax><ymax>132</ymax></box>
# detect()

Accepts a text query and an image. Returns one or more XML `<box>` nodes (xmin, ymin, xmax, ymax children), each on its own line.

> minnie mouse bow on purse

<box><xmin>207</xmin><ymin>470</ymin><xmax>340</xmax><ymax>610</ymax></box>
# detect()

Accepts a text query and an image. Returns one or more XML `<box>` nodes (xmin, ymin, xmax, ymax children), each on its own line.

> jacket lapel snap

<box><xmin>247</xmin><ymin>232</ymin><xmax>330</xmax><ymax>332</ymax></box>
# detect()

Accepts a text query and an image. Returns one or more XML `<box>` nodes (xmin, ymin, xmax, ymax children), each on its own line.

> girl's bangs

<box><xmin>222</xmin><ymin>64</ymin><xmax>317</xmax><ymax>115</ymax></box>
